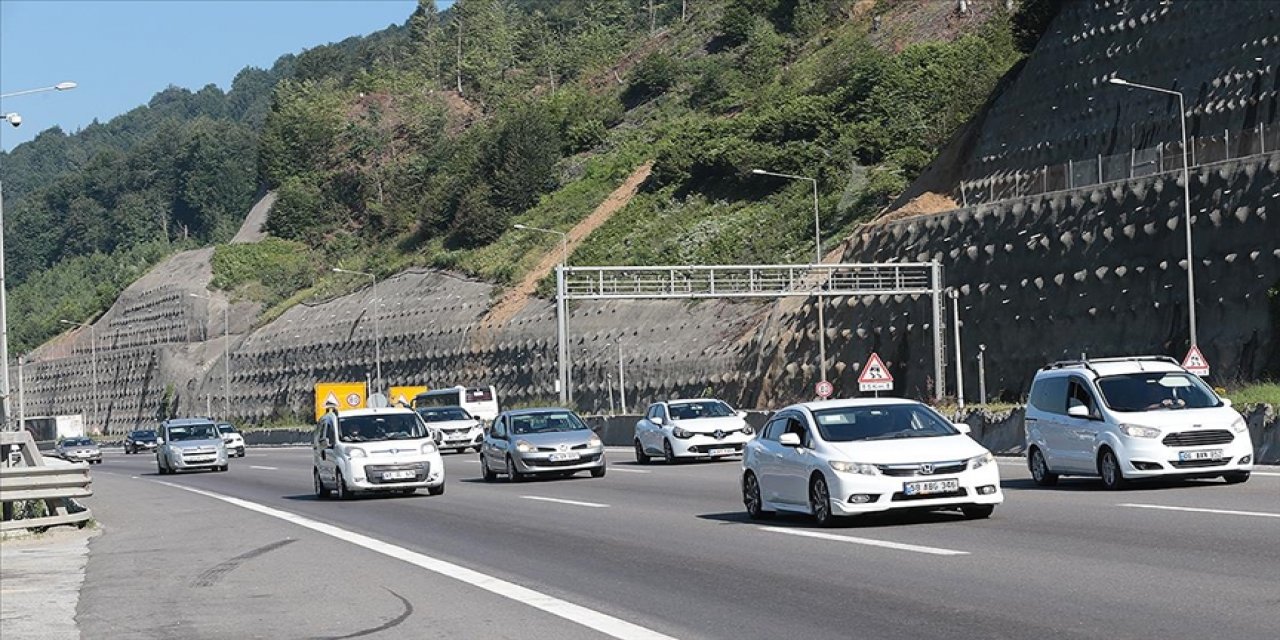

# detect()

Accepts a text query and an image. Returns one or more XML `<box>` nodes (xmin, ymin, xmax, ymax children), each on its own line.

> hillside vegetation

<box><xmin>5</xmin><ymin>0</ymin><xmax>1051</xmax><ymax>352</ymax></box>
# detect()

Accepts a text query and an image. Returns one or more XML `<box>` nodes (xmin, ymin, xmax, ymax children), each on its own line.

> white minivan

<box><xmin>1024</xmin><ymin>356</ymin><xmax>1253</xmax><ymax>489</ymax></box>
<box><xmin>312</xmin><ymin>407</ymin><xmax>445</xmax><ymax>499</ymax></box>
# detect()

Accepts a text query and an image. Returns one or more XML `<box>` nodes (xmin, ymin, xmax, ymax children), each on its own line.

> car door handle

<box><xmin>1025</xmin><ymin>417</ymin><xmax>1038</xmax><ymax>423</ymax></box>
<box><xmin>1073</xmin><ymin>430</ymin><xmax>1094</xmax><ymax>437</ymax></box>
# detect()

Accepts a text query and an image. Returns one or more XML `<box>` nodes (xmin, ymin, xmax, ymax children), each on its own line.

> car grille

<box><xmin>364</xmin><ymin>463</ymin><xmax>428</xmax><ymax>484</ymax></box>
<box><xmin>1162</xmin><ymin>430</ymin><xmax>1234</xmax><ymax>447</ymax></box>
<box><xmin>442</xmin><ymin>427</ymin><xmax>471</xmax><ymax>435</ymax></box>
<box><xmin>536</xmin><ymin>443</ymin><xmax>591</xmax><ymax>452</ymax></box>
<box><xmin>1169</xmin><ymin>458</ymin><xmax>1230</xmax><ymax>469</ymax></box>
<box><xmin>891</xmin><ymin>488</ymin><xmax>969</xmax><ymax>502</ymax></box>
<box><xmin>529</xmin><ymin>453</ymin><xmax>602</xmax><ymax>467</ymax></box>
<box><xmin>688</xmin><ymin>444</ymin><xmax>744</xmax><ymax>454</ymax></box>
<box><xmin>877</xmin><ymin>461</ymin><xmax>967</xmax><ymax>477</ymax></box>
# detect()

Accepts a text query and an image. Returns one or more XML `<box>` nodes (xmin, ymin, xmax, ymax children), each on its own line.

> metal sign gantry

<box><xmin>553</xmin><ymin>262</ymin><xmax>945</xmax><ymax>402</ymax></box>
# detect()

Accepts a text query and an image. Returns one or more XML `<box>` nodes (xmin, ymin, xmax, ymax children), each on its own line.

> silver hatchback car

<box><xmin>481</xmin><ymin>408</ymin><xmax>606</xmax><ymax>481</ymax></box>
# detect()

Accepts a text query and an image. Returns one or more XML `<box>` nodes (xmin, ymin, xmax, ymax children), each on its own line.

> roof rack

<box><xmin>1086</xmin><ymin>356</ymin><xmax>1179</xmax><ymax>365</ymax></box>
<box><xmin>1041</xmin><ymin>355</ymin><xmax>1180</xmax><ymax>374</ymax></box>
<box><xmin>1041</xmin><ymin>360</ymin><xmax>1098</xmax><ymax>374</ymax></box>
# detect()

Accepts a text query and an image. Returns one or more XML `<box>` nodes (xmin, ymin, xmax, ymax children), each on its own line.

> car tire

<box><xmin>590</xmin><ymin>465</ymin><xmax>607</xmax><ymax>478</ymax></box>
<box><xmin>1223</xmin><ymin>471</ymin><xmax>1250</xmax><ymax>484</ymax></box>
<box><xmin>428</xmin><ymin>484</ymin><xmax>445</xmax><ymax>496</ymax></box>
<box><xmin>481</xmin><ymin>456</ymin><xmax>497</xmax><ymax>482</ymax></box>
<box><xmin>400</xmin><ymin>488</ymin><xmax>418</xmax><ymax>496</ymax></box>
<box><xmin>961</xmin><ymin>504</ymin><xmax>995</xmax><ymax>520</ymax></box>
<box><xmin>314</xmin><ymin>469</ymin><xmax>331</xmax><ymax>499</ymax></box>
<box><xmin>743</xmin><ymin>472</ymin><xmax>773</xmax><ymax>520</ymax></box>
<box><xmin>335</xmin><ymin>470</ymin><xmax>352</xmax><ymax>500</ymax></box>
<box><xmin>810</xmin><ymin>474</ymin><xmax>836</xmax><ymax>527</ymax></box>
<box><xmin>1029</xmin><ymin>448</ymin><xmax>1059</xmax><ymax>487</ymax></box>
<box><xmin>473</xmin><ymin>445</ymin><xmax>483</xmax><ymax>454</ymax></box>
<box><xmin>663</xmin><ymin>439</ymin><xmax>680</xmax><ymax>465</ymax></box>
<box><xmin>634</xmin><ymin>440</ymin><xmax>651</xmax><ymax>465</ymax></box>
<box><xmin>505</xmin><ymin>456</ymin><xmax>523</xmax><ymax>483</ymax></box>
<box><xmin>1098</xmin><ymin>448</ymin><xmax>1128</xmax><ymax>490</ymax></box>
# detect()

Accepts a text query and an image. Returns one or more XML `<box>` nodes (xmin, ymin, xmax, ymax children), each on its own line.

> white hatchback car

<box><xmin>1024</xmin><ymin>356</ymin><xmax>1253</xmax><ymax>489</ymax></box>
<box><xmin>312</xmin><ymin>407</ymin><xmax>445</xmax><ymax>499</ymax></box>
<box><xmin>742</xmin><ymin>399</ymin><xmax>1002</xmax><ymax>526</ymax></box>
<box><xmin>634</xmin><ymin>399</ymin><xmax>755</xmax><ymax>464</ymax></box>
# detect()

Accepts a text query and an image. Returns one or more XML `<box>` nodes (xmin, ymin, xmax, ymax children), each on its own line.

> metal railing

<box><xmin>561</xmin><ymin>263</ymin><xmax>937</xmax><ymax>300</ymax></box>
<box><xmin>0</xmin><ymin>431</ymin><xmax>93</xmax><ymax>531</ymax></box>
<box><xmin>958</xmin><ymin>122</ymin><xmax>1280</xmax><ymax>207</ymax></box>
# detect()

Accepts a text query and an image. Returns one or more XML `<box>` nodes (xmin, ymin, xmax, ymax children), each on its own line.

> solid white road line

<box><xmin>759</xmin><ymin>526</ymin><xmax>970</xmax><ymax>556</ymax></box>
<box><xmin>1251</xmin><ymin>471</ymin><xmax>1280</xmax><ymax>477</ymax></box>
<box><xmin>1118</xmin><ymin>503</ymin><xmax>1280</xmax><ymax>519</ymax></box>
<box><xmin>249</xmin><ymin>465</ymin><xmax>279</xmax><ymax>471</ymax></box>
<box><xmin>154</xmin><ymin>482</ymin><xmax>673</xmax><ymax>640</ymax></box>
<box><xmin>521</xmin><ymin>495</ymin><xmax>610</xmax><ymax>509</ymax></box>
<box><xmin>610</xmin><ymin>468</ymin><xmax>651</xmax><ymax>474</ymax></box>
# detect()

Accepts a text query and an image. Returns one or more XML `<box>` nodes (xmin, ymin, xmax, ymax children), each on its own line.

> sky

<box><xmin>0</xmin><ymin>0</ymin><xmax>456</xmax><ymax>151</ymax></box>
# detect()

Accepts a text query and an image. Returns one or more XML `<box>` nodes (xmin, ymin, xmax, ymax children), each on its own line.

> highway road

<box><xmin>79</xmin><ymin>447</ymin><xmax>1280</xmax><ymax>639</ymax></box>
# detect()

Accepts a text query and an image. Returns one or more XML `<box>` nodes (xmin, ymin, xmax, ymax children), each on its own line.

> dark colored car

<box><xmin>125</xmin><ymin>429</ymin><xmax>158</xmax><ymax>454</ymax></box>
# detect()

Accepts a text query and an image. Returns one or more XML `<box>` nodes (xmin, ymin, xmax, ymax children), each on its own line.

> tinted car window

<box><xmin>338</xmin><ymin>414</ymin><xmax>427</xmax><ymax>442</ymax></box>
<box><xmin>1097</xmin><ymin>372</ymin><xmax>1222</xmax><ymax>411</ymax></box>
<box><xmin>510</xmin><ymin>412</ymin><xmax>587</xmax><ymax>434</ymax></box>
<box><xmin>811</xmin><ymin>404</ymin><xmax>959</xmax><ymax>442</ymax></box>
<box><xmin>1029</xmin><ymin>376</ymin><xmax>1069</xmax><ymax>414</ymax></box>
<box><xmin>418</xmin><ymin>407</ymin><xmax>473</xmax><ymax>422</ymax></box>
<box><xmin>668</xmin><ymin>401</ymin><xmax>735</xmax><ymax>420</ymax></box>
<box><xmin>167</xmin><ymin>424</ymin><xmax>219</xmax><ymax>441</ymax></box>
<box><xmin>63</xmin><ymin>438</ymin><xmax>93</xmax><ymax>446</ymax></box>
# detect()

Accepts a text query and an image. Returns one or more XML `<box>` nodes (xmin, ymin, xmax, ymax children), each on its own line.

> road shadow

<box><xmin>698</xmin><ymin>508</ymin><xmax>970</xmax><ymax>530</ymax></box>
<box><xmin>1001</xmin><ymin>477</ymin><xmax>1229</xmax><ymax>493</ymax></box>
<box><xmin>282</xmin><ymin>492</ymin><xmax>427</xmax><ymax>502</ymax></box>
<box><xmin>457</xmin><ymin>473</ymin><xmax>598</xmax><ymax>485</ymax></box>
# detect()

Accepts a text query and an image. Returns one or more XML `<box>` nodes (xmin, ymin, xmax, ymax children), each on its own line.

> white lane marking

<box><xmin>521</xmin><ymin>496</ymin><xmax>610</xmax><ymax>508</ymax></box>
<box><xmin>1118</xmin><ymin>503</ymin><xmax>1280</xmax><ymax>519</ymax></box>
<box><xmin>249</xmin><ymin>465</ymin><xmax>279</xmax><ymax>471</ymax></box>
<box><xmin>1251</xmin><ymin>471</ymin><xmax>1280</xmax><ymax>477</ymax></box>
<box><xmin>154</xmin><ymin>482</ymin><xmax>673</xmax><ymax>640</ymax></box>
<box><xmin>759</xmin><ymin>526</ymin><xmax>970</xmax><ymax>556</ymax></box>
<box><xmin>610</xmin><ymin>468</ymin><xmax>650</xmax><ymax>474</ymax></box>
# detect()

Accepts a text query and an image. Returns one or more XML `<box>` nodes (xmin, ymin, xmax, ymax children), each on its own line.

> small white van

<box><xmin>312</xmin><ymin>407</ymin><xmax>445</xmax><ymax>499</ymax></box>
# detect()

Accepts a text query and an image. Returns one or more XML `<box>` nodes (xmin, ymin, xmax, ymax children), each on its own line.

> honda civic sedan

<box><xmin>742</xmin><ymin>399</ymin><xmax>1002</xmax><ymax>526</ymax></box>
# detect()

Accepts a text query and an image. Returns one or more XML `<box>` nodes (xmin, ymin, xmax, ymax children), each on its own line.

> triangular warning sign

<box><xmin>858</xmin><ymin>353</ymin><xmax>894</xmax><ymax>391</ymax></box>
<box><xmin>395</xmin><ymin>394</ymin><xmax>410</xmax><ymax>406</ymax></box>
<box><xmin>324</xmin><ymin>391</ymin><xmax>340</xmax><ymax>406</ymax></box>
<box><xmin>1182</xmin><ymin>345</ymin><xmax>1210</xmax><ymax>377</ymax></box>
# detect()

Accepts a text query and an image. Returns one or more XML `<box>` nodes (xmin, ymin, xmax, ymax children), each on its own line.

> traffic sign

<box><xmin>1182</xmin><ymin>345</ymin><xmax>1210</xmax><ymax>377</ymax></box>
<box><xmin>815</xmin><ymin>380</ymin><xmax>834</xmax><ymax>399</ymax></box>
<box><xmin>390</xmin><ymin>385</ymin><xmax>429</xmax><ymax>408</ymax></box>
<box><xmin>858</xmin><ymin>353</ymin><xmax>894</xmax><ymax>392</ymax></box>
<box><xmin>314</xmin><ymin>382</ymin><xmax>367</xmax><ymax>420</ymax></box>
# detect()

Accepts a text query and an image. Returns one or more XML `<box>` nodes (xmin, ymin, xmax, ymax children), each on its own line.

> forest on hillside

<box><xmin>2</xmin><ymin>0</ymin><xmax>1058</xmax><ymax>353</ymax></box>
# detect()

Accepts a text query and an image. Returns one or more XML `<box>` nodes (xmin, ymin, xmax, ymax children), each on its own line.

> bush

<box><xmin>211</xmin><ymin>239</ymin><xmax>317</xmax><ymax>304</ymax></box>
<box><xmin>623</xmin><ymin>53</ymin><xmax>680</xmax><ymax>106</ymax></box>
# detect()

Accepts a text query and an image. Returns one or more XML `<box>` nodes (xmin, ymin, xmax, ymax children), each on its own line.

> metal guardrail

<box><xmin>0</xmin><ymin>431</ymin><xmax>93</xmax><ymax>532</ymax></box>
<box><xmin>561</xmin><ymin>263</ymin><xmax>937</xmax><ymax>300</ymax></box>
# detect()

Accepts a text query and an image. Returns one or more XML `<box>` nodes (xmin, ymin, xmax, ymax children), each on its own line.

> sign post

<box><xmin>858</xmin><ymin>353</ymin><xmax>894</xmax><ymax>395</ymax></box>
<box><xmin>1182</xmin><ymin>346</ymin><xmax>1210</xmax><ymax>377</ymax></box>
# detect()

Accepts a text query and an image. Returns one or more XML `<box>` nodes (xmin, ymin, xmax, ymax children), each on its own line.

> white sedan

<box><xmin>634</xmin><ymin>399</ymin><xmax>755</xmax><ymax>464</ymax></box>
<box><xmin>742</xmin><ymin>398</ymin><xmax>1002</xmax><ymax>526</ymax></box>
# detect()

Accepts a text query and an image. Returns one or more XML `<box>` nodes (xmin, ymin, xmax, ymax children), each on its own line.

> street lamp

<box><xmin>750</xmin><ymin>168</ymin><xmax>828</xmax><ymax>387</ymax></box>
<box><xmin>1107</xmin><ymin>76</ymin><xmax>1198</xmax><ymax>347</ymax></box>
<box><xmin>190</xmin><ymin>293</ymin><xmax>231</xmax><ymax>419</ymax></box>
<box><xmin>331</xmin><ymin>268</ymin><xmax>383</xmax><ymax>394</ymax></box>
<box><xmin>0</xmin><ymin>81</ymin><xmax>77</xmax><ymax>430</ymax></box>
<box><xmin>513</xmin><ymin>223</ymin><xmax>571</xmax><ymax>405</ymax></box>
<box><xmin>59</xmin><ymin>320</ymin><xmax>98</xmax><ymax>430</ymax></box>
<box><xmin>949</xmin><ymin>289</ymin><xmax>965</xmax><ymax>409</ymax></box>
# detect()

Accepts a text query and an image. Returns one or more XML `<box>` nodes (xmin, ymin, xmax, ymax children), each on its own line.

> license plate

<box><xmin>708</xmin><ymin>448</ymin><xmax>735</xmax><ymax>456</ymax></box>
<box><xmin>903</xmin><ymin>479</ymin><xmax>960</xmax><ymax>496</ymax></box>
<box><xmin>382</xmin><ymin>470</ymin><xmax>416</xmax><ymax>480</ymax></box>
<box><xmin>1178</xmin><ymin>449</ymin><xmax>1223</xmax><ymax>461</ymax></box>
<box><xmin>447</xmin><ymin>436</ymin><xmax>469</xmax><ymax>442</ymax></box>
<box><xmin>549</xmin><ymin>452</ymin><xmax>580</xmax><ymax>462</ymax></box>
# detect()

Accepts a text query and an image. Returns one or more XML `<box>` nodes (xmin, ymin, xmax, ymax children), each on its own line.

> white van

<box><xmin>312</xmin><ymin>407</ymin><xmax>445</xmax><ymax>499</ymax></box>
<box><xmin>1024</xmin><ymin>356</ymin><xmax>1253</xmax><ymax>489</ymax></box>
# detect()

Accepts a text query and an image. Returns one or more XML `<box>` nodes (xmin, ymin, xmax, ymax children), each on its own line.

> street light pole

<box><xmin>59</xmin><ymin>320</ymin><xmax>98</xmax><ymax>430</ymax></box>
<box><xmin>332</xmin><ymin>268</ymin><xmax>382</xmax><ymax>394</ymax></box>
<box><xmin>513</xmin><ymin>223</ymin><xmax>571</xmax><ymax>405</ymax></box>
<box><xmin>617</xmin><ymin>342</ymin><xmax>627</xmax><ymax>414</ymax></box>
<box><xmin>190</xmin><ymin>293</ymin><xmax>231</xmax><ymax>419</ymax></box>
<box><xmin>750</xmin><ymin>169</ymin><xmax>827</xmax><ymax>385</ymax></box>
<box><xmin>949</xmin><ymin>289</ymin><xmax>965</xmax><ymax>409</ymax></box>
<box><xmin>0</xmin><ymin>81</ymin><xmax>77</xmax><ymax>430</ymax></box>
<box><xmin>1108</xmin><ymin>77</ymin><xmax>1197</xmax><ymax>347</ymax></box>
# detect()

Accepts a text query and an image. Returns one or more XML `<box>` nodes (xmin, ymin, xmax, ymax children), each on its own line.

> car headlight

<box><xmin>1119</xmin><ymin>424</ymin><xmax>1161</xmax><ymax>438</ymax></box>
<box><xmin>516</xmin><ymin>440</ymin><xmax>536</xmax><ymax>453</ymax></box>
<box><xmin>672</xmin><ymin>427</ymin><xmax>694</xmax><ymax>439</ymax></box>
<box><xmin>587</xmin><ymin>434</ymin><xmax>602</xmax><ymax>447</ymax></box>
<box><xmin>421</xmin><ymin>442</ymin><xmax>437</xmax><ymax>454</ymax></box>
<box><xmin>741</xmin><ymin>425</ymin><xmax>754</xmax><ymax>435</ymax></box>
<box><xmin>347</xmin><ymin>447</ymin><xmax>367</xmax><ymax>458</ymax></box>
<box><xmin>829</xmin><ymin>460</ymin><xmax>879</xmax><ymax>475</ymax></box>
<box><xmin>1230</xmin><ymin>416</ymin><xmax>1247</xmax><ymax>434</ymax></box>
<box><xmin>968</xmin><ymin>452</ymin><xmax>995</xmax><ymax>470</ymax></box>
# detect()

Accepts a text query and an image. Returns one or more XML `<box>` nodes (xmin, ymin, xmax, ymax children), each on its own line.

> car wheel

<box><xmin>743</xmin><ymin>472</ymin><xmax>773</xmax><ymax>520</ymax></box>
<box><xmin>428</xmin><ymin>484</ymin><xmax>445</xmax><ymax>496</ymax></box>
<box><xmin>1223</xmin><ymin>471</ymin><xmax>1250</xmax><ymax>484</ymax></box>
<box><xmin>663</xmin><ymin>439</ymin><xmax>679</xmax><ymax>465</ymax></box>
<box><xmin>505</xmin><ymin>456</ymin><xmax>523</xmax><ymax>483</ymax></box>
<box><xmin>810</xmin><ymin>474</ymin><xmax>836</xmax><ymax>527</ymax></box>
<box><xmin>481</xmin><ymin>455</ymin><xmax>497</xmax><ymax>481</ymax></box>
<box><xmin>1098</xmin><ymin>448</ymin><xmax>1128</xmax><ymax>490</ymax></box>
<box><xmin>473</xmin><ymin>445</ymin><xmax>483</xmax><ymax>454</ymax></box>
<box><xmin>1029</xmin><ymin>448</ymin><xmax>1059</xmax><ymax>487</ymax></box>
<box><xmin>157</xmin><ymin>463</ymin><xmax>167</xmax><ymax>475</ymax></box>
<box><xmin>634</xmin><ymin>440</ymin><xmax>651</xmax><ymax>465</ymax></box>
<box><xmin>335</xmin><ymin>470</ymin><xmax>352</xmax><ymax>500</ymax></box>
<box><xmin>314</xmin><ymin>469</ymin><xmax>331</xmax><ymax>499</ymax></box>
<box><xmin>961</xmin><ymin>504</ymin><xmax>995</xmax><ymax>519</ymax></box>
<box><xmin>590</xmin><ymin>465</ymin><xmax>607</xmax><ymax>478</ymax></box>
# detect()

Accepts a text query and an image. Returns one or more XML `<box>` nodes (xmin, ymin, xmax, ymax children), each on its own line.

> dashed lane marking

<box><xmin>1118</xmin><ymin>503</ymin><xmax>1280</xmax><ymax>519</ymax></box>
<box><xmin>759</xmin><ymin>526</ymin><xmax>971</xmax><ymax>556</ymax></box>
<box><xmin>520</xmin><ymin>496</ymin><xmax>610</xmax><ymax>509</ymax></box>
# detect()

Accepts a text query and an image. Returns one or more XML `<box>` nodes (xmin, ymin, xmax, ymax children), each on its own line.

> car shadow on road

<box><xmin>281</xmin><ymin>492</ymin><xmax>428</xmax><ymax>501</ymax></box>
<box><xmin>697</xmin><ymin>509</ymin><xmax>970</xmax><ymax>530</ymax></box>
<box><xmin>1001</xmin><ymin>477</ymin><xmax>1229</xmax><ymax>493</ymax></box>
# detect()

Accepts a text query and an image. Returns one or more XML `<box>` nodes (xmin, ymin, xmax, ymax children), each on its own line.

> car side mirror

<box><xmin>652</xmin><ymin>416</ymin><xmax>665</xmax><ymax>425</ymax></box>
<box><xmin>779</xmin><ymin>433</ymin><xmax>802</xmax><ymax>447</ymax></box>
<box><xmin>1220</xmin><ymin>398</ymin><xmax>1233</xmax><ymax>408</ymax></box>
<box><xmin>156</xmin><ymin>438</ymin><xmax>165</xmax><ymax>445</ymax></box>
<box><xmin>736</xmin><ymin>410</ymin><xmax>747</xmax><ymax>418</ymax></box>
<box><xmin>318</xmin><ymin>437</ymin><xmax>330</xmax><ymax>449</ymax></box>
<box><xmin>1067</xmin><ymin>404</ymin><xmax>1090</xmax><ymax>419</ymax></box>
<box><xmin>433</xmin><ymin>431</ymin><xmax>443</xmax><ymax>445</ymax></box>
<box><xmin>953</xmin><ymin>422</ymin><xmax>972</xmax><ymax>435</ymax></box>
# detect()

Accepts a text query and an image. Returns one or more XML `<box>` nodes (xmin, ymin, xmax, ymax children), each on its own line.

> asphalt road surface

<box><xmin>79</xmin><ymin>447</ymin><xmax>1280</xmax><ymax>639</ymax></box>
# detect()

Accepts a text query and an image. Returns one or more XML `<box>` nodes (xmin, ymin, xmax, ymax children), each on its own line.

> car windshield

<box><xmin>167</xmin><ymin>424</ymin><xmax>219</xmax><ymax>441</ymax></box>
<box><xmin>1096</xmin><ymin>372</ymin><xmax>1222</xmax><ymax>411</ymax></box>
<box><xmin>417</xmin><ymin>407</ymin><xmax>473</xmax><ymax>422</ymax></box>
<box><xmin>217</xmin><ymin>424</ymin><xmax>237</xmax><ymax>434</ymax></box>
<box><xmin>668</xmin><ymin>401</ymin><xmax>736</xmax><ymax>420</ymax></box>
<box><xmin>811</xmin><ymin>404</ymin><xmax>959</xmax><ymax>442</ymax></box>
<box><xmin>132</xmin><ymin>430</ymin><xmax>156</xmax><ymax>439</ymax></box>
<box><xmin>339</xmin><ymin>413</ymin><xmax>427</xmax><ymax>442</ymax></box>
<box><xmin>63</xmin><ymin>438</ymin><xmax>93</xmax><ymax>447</ymax></box>
<box><xmin>510</xmin><ymin>412</ymin><xmax>587</xmax><ymax>435</ymax></box>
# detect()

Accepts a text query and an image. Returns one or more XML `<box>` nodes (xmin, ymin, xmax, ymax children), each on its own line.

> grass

<box><xmin>1223</xmin><ymin>382</ymin><xmax>1280</xmax><ymax>406</ymax></box>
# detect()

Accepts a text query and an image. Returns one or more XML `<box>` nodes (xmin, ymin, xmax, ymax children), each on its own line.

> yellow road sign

<box><xmin>314</xmin><ymin>382</ymin><xmax>367</xmax><ymax>420</ymax></box>
<box><xmin>389</xmin><ymin>386</ymin><xmax>429</xmax><ymax>408</ymax></box>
